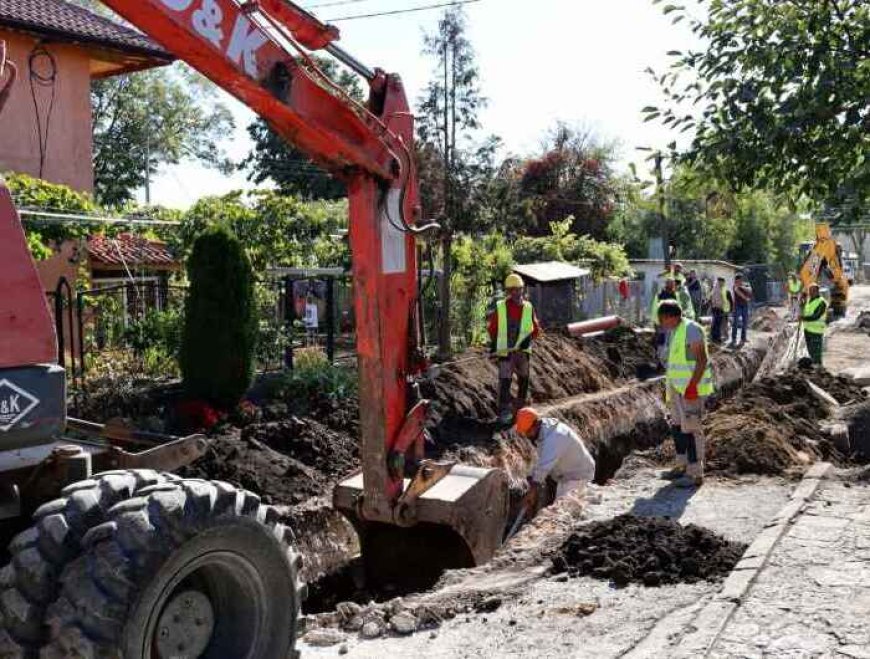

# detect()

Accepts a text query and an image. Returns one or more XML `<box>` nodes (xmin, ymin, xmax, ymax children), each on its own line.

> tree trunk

<box><xmin>438</xmin><ymin>232</ymin><xmax>453</xmax><ymax>359</ymax></box>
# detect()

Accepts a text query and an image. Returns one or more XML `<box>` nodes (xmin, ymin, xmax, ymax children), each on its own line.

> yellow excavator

<box><xmin>799</xmin><ymin>223</ymin><xmax>850</xmax><ymax>319</ymax></box>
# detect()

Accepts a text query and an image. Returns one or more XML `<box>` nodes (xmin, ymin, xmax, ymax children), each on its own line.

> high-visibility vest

<box><xmin>496</xmin><ymin>300</ymin><xmax>534</xmax><ymax>356</ymax></box>
<box><xmin>677</xmin><ymin>289</ymin><xmax>695</xmax><ymax>320</ymax></box>
<box><xmin>803</xmin><ymin>297</ymin><xmax>827</xmax><ymax>335</ymax></box>
<box><xmin>667</xmin><ymin>319</ymin><xmax>715</xmax><ymax>396</ymax></box>
<box><xmin>719</xmin><ymin>286</ymin><xmax>732</xmax><ymax>313</ymax></box>
<box><xmin>788</xmin><ymin>279</ymin><xmax>802</xmax><ymax>295</ymax></box>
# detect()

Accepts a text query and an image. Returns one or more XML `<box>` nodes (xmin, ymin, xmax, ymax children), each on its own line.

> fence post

<box><xmin>283</xmin><ymin>276</ymin><xmax>295</xmax><ymax>370</ymax></box>
<box><xmin>54</xmin><ymin>278</ymin><xmax>66</xmax><ymax>371</ymax></box>
<box><xmin>76</xmin><ymin>291</ymin><xmax>86</xmax><ymax>380</ymax></box>
<box><xmin>326</xmin><ymin>277</ymin><xmax>335</xmax><ymax>364</ymax></box>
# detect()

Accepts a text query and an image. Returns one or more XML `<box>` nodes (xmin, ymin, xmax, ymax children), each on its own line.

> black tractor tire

<box><xmin>0</xmin><ymin>470</ymin><xmax>171</xmax><ymax>655</ymax></box>
<box><xmin>42</xmin><ymin>479</ymin><xmax>304</xmax><ymax>659</ymax></box>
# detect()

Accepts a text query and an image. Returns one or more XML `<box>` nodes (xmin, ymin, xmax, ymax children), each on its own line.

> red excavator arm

<box><xmin>100</xmin><ymin>0</ymin><xmax>507</xmax><ymax>559</ymax></box>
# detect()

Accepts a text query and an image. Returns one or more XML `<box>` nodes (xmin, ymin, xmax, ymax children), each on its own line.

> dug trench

<box><xmin>96</xmin><ymin>318</ymin><xmax>868</xmax><ymax>639</ymax></box>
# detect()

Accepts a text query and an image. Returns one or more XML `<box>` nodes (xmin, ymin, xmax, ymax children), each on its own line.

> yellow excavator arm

<box><xmin>799</xmin><ymin>223</ymin><xmax>849</xmax><ymax>318</ymax></box>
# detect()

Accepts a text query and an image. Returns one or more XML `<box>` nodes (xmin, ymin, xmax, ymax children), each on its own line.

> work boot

<box><xmin>674</xmin><ymin>474</ymin><xmax>703</xmax><ymax>489</ymax></box>
<box><xmin>659</xmin><ymin>465</ymin><xmax>686</xmax><ymax>480</ymax></box>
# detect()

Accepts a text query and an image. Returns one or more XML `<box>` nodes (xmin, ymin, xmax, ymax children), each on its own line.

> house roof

<box><xmin>513</xmin><ymin>261</ymin><xmax>591</xmax><ymax>283</ymax></box>
<box><xmin>0</xmin><ymin>0</ymin><xmax>173</xmax><ymax>76</ymax></box>
<box><xmin>88</xmin><ymin>233</ymin><xmax>178</xmax><ymax>270</ymax></box>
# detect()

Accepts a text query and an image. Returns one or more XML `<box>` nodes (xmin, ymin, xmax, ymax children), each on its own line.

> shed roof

<box><xmin>513</xmin><ymin>261</ymin><xmax>591</xmax><ymax>283</ymax></box>
<box><xmin>0</xmin><ymin>0</ymin><xmax>173</xmax><ymax>76</ymax></box>
<box><xmin>88</xmin><ymin>233</ymin><xmax>178</xmax><ymax>270</ymax></box>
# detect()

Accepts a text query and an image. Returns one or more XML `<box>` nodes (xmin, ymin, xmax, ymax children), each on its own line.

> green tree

<box><xmin>241</xmin><ymin>58</ymin><xmax>364</xmax><ymax>199</ymax></box>
<box><xmin>513</xmin><ymin>218</ymin><xmax>631</xmax><ymax>281</ymax></box>
<box><xmin>646</xmin><ymin>0</ymin><xmax>870</xmax><ymax>206</ymax></box>
<box><xmin>516</xmin><ymin>124</ymin><xmax>619</xmax><ymax>239</ymax></box>
<box><xmin>92</xmin><ymin>66</ymin><xmax>234</xmax><ymax>206</ymax></box>
<box><xmin>418</xmin><ymin>6</ymin><xmax>491</xmax><ymax>357</ymax></box>
<box><xmin>180</xmin><ymin>226</ymin><xmax>256</xmax><ymax>409</ymax></box>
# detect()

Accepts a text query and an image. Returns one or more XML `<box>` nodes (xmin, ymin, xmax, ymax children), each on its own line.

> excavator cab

<box><xmin>799</xmin><ymin>223</ymin><xmax>850</xmax><ymax>319</ymax></box>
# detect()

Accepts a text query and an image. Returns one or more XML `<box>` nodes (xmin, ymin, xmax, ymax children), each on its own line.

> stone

<box><xmin>304</xmin><ymin>628</ymin><xmax>346</xmax><ymax>647</ymax></box>
<box><xmin>390</xmin><ymin>611</ymin><xmax>418</xmax><ymax>635</ymax></box>
<box><xmin>339</xmin><ymin>645</ymin><xmax>349</xmax><ymax>655</ymax></box>
<box><xmin>336</xmin><ymin>601</ymin><xmax>363</xmax><ymax>622</ymax></box>
<box><xmin>360</xmin><ymin>621</ymin><xmax>384</xmax><ymax>639</ymax></box>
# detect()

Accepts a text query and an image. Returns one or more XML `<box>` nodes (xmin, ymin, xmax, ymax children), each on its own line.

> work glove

<box><xmin>685</xmin><ymin>382</ymin><xmax>699</xmax><ymax>401</ymax></box>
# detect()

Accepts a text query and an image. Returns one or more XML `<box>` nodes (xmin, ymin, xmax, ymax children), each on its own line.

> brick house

<box><xmin>0</xmin><ymin>0</ymin><xmax>172</xmax><ymax>192</ymax></box>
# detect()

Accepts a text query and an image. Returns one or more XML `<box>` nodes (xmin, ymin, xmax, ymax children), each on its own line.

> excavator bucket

<box><xmin>334</xmin><ymin>465</ymin><xmax>510</xmax><ymax>587</ymax></box>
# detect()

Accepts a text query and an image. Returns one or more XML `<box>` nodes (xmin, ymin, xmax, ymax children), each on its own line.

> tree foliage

<box><xmin>242</xmin><ymin>58</ymin><xmax>364</xmax><ymax>199</ymax></box>
<box><xmin>92</xmin><ymin>66</ymin><xmax>234</xmax><ymax>206</ymax></box>
<box><xmin>180</xmin><ymin>226</ymin><xmax>256</xmax><ymax>409</ymax></box>
<box><xmin>645</xmin><ymin>0</ymin><xmax>870</xmax><ymax>206</ymax></box>
<box><xmin>178</xmin><ymin>191</ymin><xmax>348</xmax><ymax>270</ymax></box>
<box><xmin>514</xmin><ymin>124</ymin><xmax>618</xmax><ymax>238</ymax></box>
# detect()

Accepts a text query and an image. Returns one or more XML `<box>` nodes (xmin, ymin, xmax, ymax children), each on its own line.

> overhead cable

<box><xmin>326</xmin><ymin>0</ymin><xmax>482</xmax><ymax>21</ymax></box>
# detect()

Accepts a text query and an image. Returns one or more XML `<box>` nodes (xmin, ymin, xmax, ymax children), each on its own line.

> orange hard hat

<box><xmin>514</xmin><ymin>407</ymin><xmax>540</xmax><ymax>437</ymax></box>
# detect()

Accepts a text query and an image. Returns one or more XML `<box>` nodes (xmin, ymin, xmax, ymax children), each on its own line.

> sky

<box><xmin>143</xmin><ymin>0</ymin><xmax>700</xmax><ymax>209</ymax></box>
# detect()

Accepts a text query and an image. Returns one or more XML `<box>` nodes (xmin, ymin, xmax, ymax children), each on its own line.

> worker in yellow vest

<box><xmin>801</xmin><ymin>283</ymin><xmax>828</xmax><ymax>365</ymax></box>
<box><xmin>488</xmin><ymin>274</ymin><xmax>541</xmax><ymax>424</ymax></box>
<box><xmin>786</xmin><ymin>273</ymin><xmax>803</xmax><ymax>321</ymax></box>
<box><xmin>657</xmin><ymin>300</ymin><xmax>715</xmax><ymax>488</ymax></box>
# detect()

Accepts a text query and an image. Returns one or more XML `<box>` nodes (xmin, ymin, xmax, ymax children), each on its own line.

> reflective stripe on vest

<box><xmin>720</xmin><ymin>286</ymin><xmax>732</xmax><ymax>313</ymax></box>
<box><xmin>666</xmin><ymin>319</ymin><xmax>715</xmax><ymax>396</ymax></box>
<box><xmin>496</xmin><ymin>300</ymin><xmax>534</xmax><ymax>356</ymax></box>
<box><xmin>803</xmin><ymin>297</ymin><xmax>827</xmax><ymax>335</ymax></box>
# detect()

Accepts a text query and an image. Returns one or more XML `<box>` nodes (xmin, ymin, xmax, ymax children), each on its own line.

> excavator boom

<box><xmin>799</xmin><ymin>223</ymin><xmax>849</xmax><ymax>318</ymax></box>
<box><xmin>99</xmin><ymin>0</ymin><xmax>508</xmax><ymax>576</ymax></box>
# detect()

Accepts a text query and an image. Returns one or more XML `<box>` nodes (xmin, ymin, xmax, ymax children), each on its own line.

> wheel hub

<box><xmin>155</xmin><ymin>589</ymin><xmax>215</xmax><ymax>658</ymax></box>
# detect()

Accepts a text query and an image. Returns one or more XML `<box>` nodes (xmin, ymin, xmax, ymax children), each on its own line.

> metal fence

<box><xmin>579</xmin><ymin>279</ymin><xmax>646</xmax><ymax>324</ymax></box>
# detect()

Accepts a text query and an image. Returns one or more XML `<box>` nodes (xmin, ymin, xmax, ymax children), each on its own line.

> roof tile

<box><xmin>88</xmin><ymin>233</ymin><xmax>177</xmax><ymax>268</ymax></box>
<box><xmin>0</xmin><ymin>0</ymin><xmax>170</xmax><ymax>59</ymax></box>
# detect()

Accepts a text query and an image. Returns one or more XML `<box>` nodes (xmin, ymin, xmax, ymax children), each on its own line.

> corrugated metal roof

<box><xmin>513</xmin><ymin>261</ymin><xmax>591</xmax><ymax>283</ymax></box>
<box><xmin>88</xmin><ymin>233</ymin><xmax>177</xmax><ymax>268</ymax></box>
<box><xmin>0</xmin><ymin>0</ymin><xmax>171</xmax><ymax>60</ymax></box>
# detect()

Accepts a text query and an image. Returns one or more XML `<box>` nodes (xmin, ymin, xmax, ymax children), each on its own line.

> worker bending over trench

<box><xmin>514</xmin><ymin>407</ymin><xmax>596</xmax><ymax>511</ymax></box>
<box><xmin>657</xmin><ymin>299</ymin><xmax>715</xmax><ymax>488</ymax></box>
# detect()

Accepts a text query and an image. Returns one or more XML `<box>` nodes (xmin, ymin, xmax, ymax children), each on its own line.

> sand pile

<box><xmin>552</xmin><ymin>514</ymin><xmax>746</xmax><ymax>586</ymax></box>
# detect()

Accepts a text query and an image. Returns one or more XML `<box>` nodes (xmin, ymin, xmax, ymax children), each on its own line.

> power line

<box><xmin>305</xmin><ymin>0</ymin><xmax>372</xmax><ymax>8</ymax></box>
<box><xmin>325</xmin><ymin>0</ymin><xmax>481</xmax><ymax>21</ymax></box>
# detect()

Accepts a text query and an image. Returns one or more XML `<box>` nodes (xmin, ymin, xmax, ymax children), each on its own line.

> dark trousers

<box><xmin>805</xmin><ymin>331</ymin><xmax>824</xmax><ymax>365</ymax></box>
<box><xmin>711</xmin><ymin>308</ymin><xmax>725</xmax><ymax>343</ymax></box>
<box><xmin>732</xmin><ymin>305</ymin><xmax>749</xmax><ymax>343</ymax></box>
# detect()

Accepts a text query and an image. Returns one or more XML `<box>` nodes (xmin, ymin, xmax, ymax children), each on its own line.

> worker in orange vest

<box><xmin>488</xmin><ymin>274</ymin><xmax>542</xmax><ymax>425</ymax></box>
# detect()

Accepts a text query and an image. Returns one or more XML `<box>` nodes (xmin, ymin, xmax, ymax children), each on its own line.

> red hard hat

<box><xmin>514</xmin><ymin>407</ymin><xmax>540</xmax><ymax>437</ymax></box>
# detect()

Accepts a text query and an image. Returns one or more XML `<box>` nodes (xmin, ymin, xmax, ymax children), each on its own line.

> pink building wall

<box><xmin>0</xmin><ymin>31</ymin><xmax>94</xmax><ymax>192</ymax></box>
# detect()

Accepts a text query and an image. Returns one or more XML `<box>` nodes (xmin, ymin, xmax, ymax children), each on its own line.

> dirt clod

<box><xmin>552</xmin><ymin>515</ymin><xmax>746</xmax><ymax>586</ymax></box>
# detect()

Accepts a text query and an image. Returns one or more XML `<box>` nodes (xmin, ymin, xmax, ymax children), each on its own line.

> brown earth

<box><xmin>705</xmin><ymin>364</ymin><xmax>867</xmax><ymax>476</ymax></box>
<box><xmin>551</xmin><ymin>514</ymin><xmax>747</xmax><ymax>587</ymax></box>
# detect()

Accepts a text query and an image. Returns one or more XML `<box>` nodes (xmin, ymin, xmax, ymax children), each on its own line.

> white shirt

<box><xmin>532</xmin><ymin>418</ymin><xmax>596</xmax><ymax>485</ymax></box>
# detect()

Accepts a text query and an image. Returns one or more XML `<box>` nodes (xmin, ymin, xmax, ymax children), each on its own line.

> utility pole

<box><xmin>653</xmin><ymin>151</ymin><xmax>670</xmax><ymax>270</ymax></box>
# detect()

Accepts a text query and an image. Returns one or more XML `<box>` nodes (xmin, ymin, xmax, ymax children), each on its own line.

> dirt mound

<box><xmin>423</xmin><ymin>331</ymin><xmax>653</xmax><ymax>446</ymax></box>
<box><xmin>181</xmin><ymin>417</ymin><xmax>358</xmax><ymax>505</ymax></box>
<box><xmin>706</xmin><ymin>365</ymin><xmax>865</xmax><ymax>476</ymax></box>
<box><xmin>551</xmin><ymin>515</ymin><xmax>746</xmax><ymax>587</ymax></box>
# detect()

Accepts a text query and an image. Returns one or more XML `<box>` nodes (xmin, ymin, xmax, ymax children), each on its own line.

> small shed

<box><xmin>512</xmin><ymin>261</ymin><xmax>591</xmax><ymax>328</ymax></box>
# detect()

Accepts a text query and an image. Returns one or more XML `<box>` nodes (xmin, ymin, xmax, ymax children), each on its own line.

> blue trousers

<box><xmin>732</xmin><ymin>305</ymin><xmax>749</xmax><ymax>343</ymax></box>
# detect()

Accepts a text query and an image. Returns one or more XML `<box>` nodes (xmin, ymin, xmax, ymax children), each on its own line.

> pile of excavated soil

<box><xmin>706</xmin><ymin>365</ymin><xmax>866</xmax><ymax>476</ymax></box>
<box><xmin>180</xmin><ymin>417</ymin><xmax>358</xmax><ymax>506</ymax></box>
<box><xmin>423</xmin><ymin>331</ymin><xmax>653</xmax><ymax>446</ymax></box>
<box><xmin>551</xmin><ymin>514</ymin><xmax>747</xmax><ymax>587</ymax></box>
